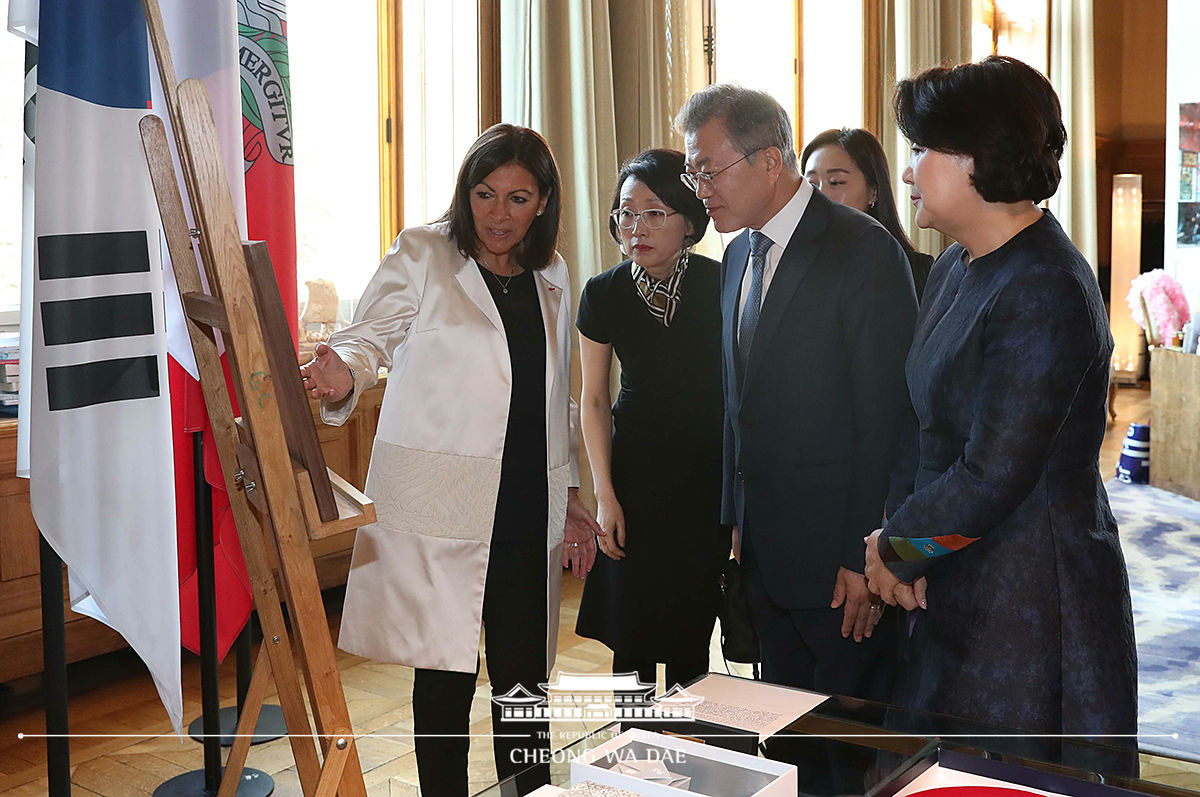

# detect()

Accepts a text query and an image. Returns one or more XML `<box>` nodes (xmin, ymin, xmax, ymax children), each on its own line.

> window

<box><xmin>800</xmin><ymin>2</ymin><xmax>864</xmax><ymax>147</ymax></box>
<box><xmin>401</xmin><ymin>0</ymin><xmax>479</xmax><ymax>229</ymax></box>
<box><xmin>290</xmin><ymin>2</ymin><xmax>383</xmax><ymax>321</ymax></box>
<box><xmin>291</xmin><ymin>0</ymin><xmax>479</xmax><ymax>325</ymax></box>
<box><xmin>0</xmin><ymin>32</ymin><xmax>27</xmax><ymax>323</ymax></box>
<box><xmin>972</xmin><ymin>0</ymin><xmax>1049</xmax><ymax>74</ymax></box>
<box><xmin>700</xmin><ymin>0</ymin><xmax>865</xmax><ymax>248</ymax></box>
<box><xmin>712</xmin><ymin>0</ymin><xmax>799</xmax><ymax>143</ymax></box>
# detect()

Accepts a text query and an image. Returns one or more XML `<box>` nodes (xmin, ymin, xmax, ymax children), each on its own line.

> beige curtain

<box><xmin>881</xmin><ymin>0</ymin><xmax>973</xmax><ymax>260</ymax></box>
<box><xmin>608</xmin><ymin>0</ymin><xmax>718</xmax><ymax>259</ymax></box>
<box><xmin>500</xmin><ymin>0</ymin><xmax>707</xmax><ymax>285</ymax></box>
<box><xmin>1048</xmin><ymin>0</ymin><xmax>1099</xmax><ymax>270</ymax></box>
<box><xmin>500</xmin><ymin>0</ymin><xmax>625</xmax><ymax>505</ymax></box>
<box><xmin>608</xmin><ymin>0</ymin><xmax>707</xmax><ymax>163</ymax></box>
<box><xmin>501</xmin><ymin>0</ymin><xmax>622</xmax><ymax>290</ymax></box>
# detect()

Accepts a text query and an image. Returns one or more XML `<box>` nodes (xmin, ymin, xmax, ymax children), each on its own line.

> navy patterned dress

<box><xmin>880</xmin><ymin>212</ymin><xmax>1138</xmax><ymax>741</ymax></box>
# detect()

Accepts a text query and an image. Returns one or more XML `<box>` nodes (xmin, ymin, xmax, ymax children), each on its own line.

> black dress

<box><xmin>881</xmin><ymin>212</ymin><xmax>1138</xmax><ymax>742</ymax></box>
<box><xmin>574</xmin><ymin>255</ymin><xmax>728</xmax><ymax>662</ymax></box>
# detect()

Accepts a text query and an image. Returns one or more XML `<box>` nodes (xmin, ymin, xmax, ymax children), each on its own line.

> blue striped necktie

<box><xmin>738</xmin><ymin>230</ymin><xmax>773</xmax><ymax>368</ymax></box>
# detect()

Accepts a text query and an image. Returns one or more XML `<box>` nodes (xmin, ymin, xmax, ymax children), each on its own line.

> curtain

<box><xmin>608</xmin><ymin>0</ymin><xmax>707</xmax><ymax>163</ymax></box>
<box><xmin>608</xmin><ymin>0</ymin><xmax>720</xmax><ymax>260</ymax></box>
<box><xmin>882</xmin><ymin>0</ymin><xmax>973</xmax><ymax>260</ymax></box>
<box><xmin>501</xmin><ymin>0</ymin><xmax>621</xmax><ymax>290</ymax></box>
<box><xmin>1048</xmin><ymin>0</ymin><xmax>1099</xmax><ymax>270</ymax></box>
<box><xmin>500</xmin><ymin>0</ymin><xmax>621</xmax><ymax>505</ymax></box>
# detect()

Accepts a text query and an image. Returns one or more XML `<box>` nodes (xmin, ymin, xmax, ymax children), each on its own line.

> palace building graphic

<box><xmin>492</xmin><ymin>672</ymin><xmax>705</xmax><ymax>722</ymax></box>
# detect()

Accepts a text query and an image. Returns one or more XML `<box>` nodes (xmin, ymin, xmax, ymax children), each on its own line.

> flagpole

<box><xmin>154</xmin><ymin>433</ymin><xmax>271</xmax><ymax>797</ymax></box>
<box><xmin>39</xmin><ymin>534</ymin><xmax>70</xmax><ymax>797</ymax></box>
<box><xmin>232</xmin><ymin>617</ymin><xmax>288</xmax><ymax>744</ymax></box>
<box><xmin>195</xmin><ymin>430</ymin><xmax>221</xmax><ymax>792</ymax></box>
<box><xmin>186</xmin><ymin>618</ymin><xmax>287</xmax><ymax>746</ymax></box>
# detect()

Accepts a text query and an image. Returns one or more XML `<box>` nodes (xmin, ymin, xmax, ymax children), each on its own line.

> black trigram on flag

<box><xmin>37</xmin><ymin>230</ymin><xmax>161</xmax><ymax>411</ymax></box>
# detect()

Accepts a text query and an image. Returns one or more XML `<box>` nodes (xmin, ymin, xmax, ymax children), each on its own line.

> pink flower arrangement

<box><xmin>1127</xmin><ymin>269</ymin><xmax>1191</xmax><ymax>344</ymax></box>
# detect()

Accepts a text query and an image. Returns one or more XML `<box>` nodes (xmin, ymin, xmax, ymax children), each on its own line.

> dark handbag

<box><xmin>718</xmin><ymin>558</ymin><xmax>760</xmax><ymax>664</ymax></box>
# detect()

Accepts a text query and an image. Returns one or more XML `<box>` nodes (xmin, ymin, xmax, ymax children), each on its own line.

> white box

<box><xmin>570</xmin><ymin>727</ymin><xmax>797</xmax><ymax>797</ymax></box>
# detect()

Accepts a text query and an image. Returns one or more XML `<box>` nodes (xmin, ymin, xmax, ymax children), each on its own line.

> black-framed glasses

<box><xmin>680</xmin><ymin>147</ymin><xmax>765</xmax><ymax>191</ymax></box>
<box><xmin>610</xmin><ymin>208</ymin><xmax>677</xmax><ymax>230</ymax></box>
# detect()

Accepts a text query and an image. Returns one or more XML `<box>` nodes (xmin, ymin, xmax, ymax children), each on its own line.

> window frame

<box><xmin>378</xmin><ymin>0</ymin><xmax>403</xmax><ymax>257</ymax></box>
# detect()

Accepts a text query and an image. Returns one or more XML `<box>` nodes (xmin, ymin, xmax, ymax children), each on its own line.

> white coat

<box><xmin>321</xmin><ymin>222</ymin><xmax>580</xmax><ymax>674</ymax></box>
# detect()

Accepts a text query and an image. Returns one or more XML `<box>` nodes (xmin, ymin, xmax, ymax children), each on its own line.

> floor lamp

<box><xmin>1111</xmin><ymin>174</ymin><xmax>1143</xmax><ymax>383</ymax></box>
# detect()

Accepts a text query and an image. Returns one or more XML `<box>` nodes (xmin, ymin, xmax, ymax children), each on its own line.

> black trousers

<box><xmin>742</xmin><ymin>542</ymin><xmax>894</xmax><ymax>700</ymax></box>
<box><xmin>743</xmin><ymin>541</ymin><xmax>897</xmax><ymax>795</ymax></box>
<box><xmin>412</xmin><ymin>539</ymin><xmax>550</xmax><ymax>796</ymax></box>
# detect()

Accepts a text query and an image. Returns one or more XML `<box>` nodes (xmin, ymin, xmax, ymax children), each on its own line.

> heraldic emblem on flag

<box><xmin>26</xmin><ymin>0</ymin><xmax>182</xmax><ymax>732</ymax></box>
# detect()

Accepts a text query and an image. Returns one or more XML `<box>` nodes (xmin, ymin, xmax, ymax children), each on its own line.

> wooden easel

<box><xmin>138</xmin><ymin>2</ymin><xmax>375</xmax><ymax>794</ymax></box>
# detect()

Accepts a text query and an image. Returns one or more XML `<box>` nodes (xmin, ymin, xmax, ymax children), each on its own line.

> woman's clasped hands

<box><xmin>864</xmin><ymin>528</ymin><xmax>928</xmax><ymax>612</ymax></box>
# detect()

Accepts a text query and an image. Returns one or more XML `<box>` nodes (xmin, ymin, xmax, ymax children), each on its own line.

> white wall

<box><xmin>1166</xmin><ymin>0</ymin><xmax>1200</xmax><ymax>309</ymax></box>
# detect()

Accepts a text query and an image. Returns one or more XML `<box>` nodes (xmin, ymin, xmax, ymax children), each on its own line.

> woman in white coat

<box><xmin>301</xmin><ymin>124</ymin><xmax>602</xmax><ymax>796</ymax></box>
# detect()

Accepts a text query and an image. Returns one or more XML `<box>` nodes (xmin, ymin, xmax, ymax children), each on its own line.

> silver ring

<box><xmin>571</xmin><ymin>542</ymin><xmax>579</xmax><ymax>548</ymax></box>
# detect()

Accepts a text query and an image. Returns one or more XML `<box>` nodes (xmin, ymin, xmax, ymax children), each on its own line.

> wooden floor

<box><xmin>2</xmin><ymin>385</ymin><xmax>1195</xmax><ymax>797</ymax></box>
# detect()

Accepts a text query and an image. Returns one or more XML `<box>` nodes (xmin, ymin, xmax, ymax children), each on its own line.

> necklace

<box><xmin>479</xmin><ymin>257</ymin><xmax>520</xmax><ymax>294</ymax></box>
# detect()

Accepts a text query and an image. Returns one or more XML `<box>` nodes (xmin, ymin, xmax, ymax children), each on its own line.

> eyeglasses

<box><xmin>680</xmin><ymin>148</ymin><xmax>765</xmax><ymax>192</ymax></box>
<box><xmin>610</xmin><ymin>208</ymin><xmax>677</xmax><ymax>230</ymax></box>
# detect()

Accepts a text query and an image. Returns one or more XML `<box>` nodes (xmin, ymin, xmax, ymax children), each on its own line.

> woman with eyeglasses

<box><xmin>574</xmin><ymin>149</ymin><xmax>728</xmax><ymax>691</ymax></box>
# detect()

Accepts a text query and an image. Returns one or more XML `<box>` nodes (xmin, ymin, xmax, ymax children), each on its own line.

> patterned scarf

<box><xmin>631</xmin><ymin>252</ymin><xmax>690</xmax><ymax>327</ymax></box>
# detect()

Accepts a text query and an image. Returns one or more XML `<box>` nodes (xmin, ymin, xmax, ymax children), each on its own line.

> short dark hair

<box><xmin>608</xmin><ymin>149</ymin><xmax>710</xmax><ymax>247</ymax></box>
<box><xmin>893</xmin><ymin>55</ymin><xmax>1066</xmax><ymax>203</ymax></box>
<box><xmin>674</xmin><ymin>84</ymin><xmax>799</xmax><ymax>173</ymax></box>
<box><xmin>440</xmin><ymin>123</ymin><xmax>562</xmax><ymax>270</ymax></box>
<box><xmin>801</xmin><ymin>128</ymin><xmax>916</xmax><ymax>254</ymax></box>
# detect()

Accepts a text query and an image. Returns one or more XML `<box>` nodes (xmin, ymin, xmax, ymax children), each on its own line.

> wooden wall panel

<box><xmin>1150</xmin><ymin>349</ymin><xmax>1200</xmax><ymax>501</ymax></box>
<box><xmin>0</xmin><ymin>493</ymin><xmax>39</xmax><ymax>581</ymax></box>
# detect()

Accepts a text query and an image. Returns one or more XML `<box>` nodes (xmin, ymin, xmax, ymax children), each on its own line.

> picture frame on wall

<box><xmin>1179</xmin><ymin>203</ymin><xmax>1200</xmax><ymax>247</ymax></box>
<box><xmin>1177</xmin><ymin>104</ymin><xmax>1200</xmax><ymax>246</ymax></box>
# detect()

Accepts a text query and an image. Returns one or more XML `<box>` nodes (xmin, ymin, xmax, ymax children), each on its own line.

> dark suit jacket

<box><xmin>721</xmin><ymin>188</ymin><xmax>917</xmax><ymax>609</ymax></box>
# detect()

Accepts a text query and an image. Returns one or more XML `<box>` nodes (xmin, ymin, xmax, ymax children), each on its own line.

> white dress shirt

<box><xmin>737</xmin><ymin>178</ymin><xmax>814</xmax><ymax>338</ymax></box>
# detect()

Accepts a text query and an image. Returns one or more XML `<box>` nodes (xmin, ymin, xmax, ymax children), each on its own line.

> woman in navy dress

<box><xmin>575</xmin><ymin>149</ymin><xmax>727</xmax><ymax>690</ymax></box>
<box><xmin>864</xmin><ymin>56</ymin><xmax>1138</xmax><ymax>745</ymax></box>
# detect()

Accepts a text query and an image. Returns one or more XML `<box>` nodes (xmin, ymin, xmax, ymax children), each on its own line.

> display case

<box><xmin>570</xmin><ymin>728</ymin><xmax>797</xmax><ymax>797</ymax></box>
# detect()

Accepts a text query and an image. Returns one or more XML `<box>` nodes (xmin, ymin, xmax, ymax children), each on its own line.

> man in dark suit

<box><xmin>677</xmin><ymin>85</ymin><xmax>917</xmax><ymax>699</ymax></box>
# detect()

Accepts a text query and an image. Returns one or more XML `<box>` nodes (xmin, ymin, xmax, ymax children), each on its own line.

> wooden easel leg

<box><xmin>244</xmin><ymin>525</ymin><xmax>323</xmax><ymax>793</ymax></box>
<box><xmin>219</xmin><ymin>642</ymin><xmax>271</xmax><ymax>797</ymax></box>
<box><xmin>139</xmin><ymin>17</ymin><xmax>371</xmax><ymax>793</ymax></box>
<box><xmin>312</xmin><ymin>735</ymin><xmax>356</xmax><ymax>797</ymax></box>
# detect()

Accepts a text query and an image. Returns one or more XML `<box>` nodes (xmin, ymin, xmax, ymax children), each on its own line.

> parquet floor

<box><xmin>2</xmin><ymin>385</ymin><xmax>1195</xmax><ymax>797</ymax></box>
